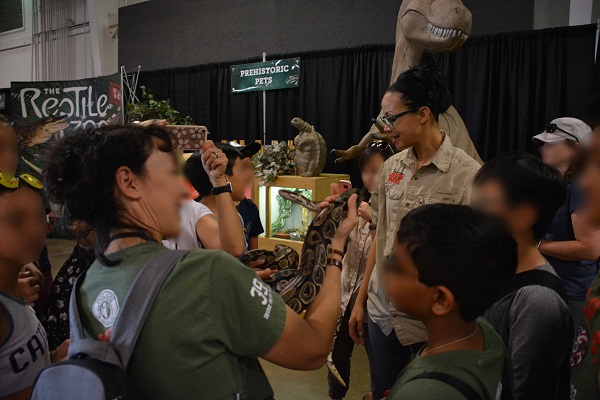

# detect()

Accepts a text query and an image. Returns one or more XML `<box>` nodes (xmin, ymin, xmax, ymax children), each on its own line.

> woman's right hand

<box><xmin>349</xmin><ymin>301</ymin><xmax>366</xmax><ymax>345</ymax></box>
<box><xmin>332</xmin><ymin>193</ymin><xmax>359</xmax><ymax>243</ymax></box>
<box><xmin>199</xmin><ymin>140</ymin><xmax>228</xmax><ymax>187</ymax></box>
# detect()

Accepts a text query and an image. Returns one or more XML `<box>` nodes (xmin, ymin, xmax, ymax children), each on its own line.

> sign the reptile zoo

<box><xmin>231</xmin><ymin>58</ymin><xmax>300</xmax><ymax>93</ymax></box>
<box><xmin>10</xmin><ymin>73</ymin><xmax>122</xmax><ymax>176</ymax></box>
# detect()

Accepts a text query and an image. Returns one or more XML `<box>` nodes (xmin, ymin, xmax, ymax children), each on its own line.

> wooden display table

<box><xmin>253</xmin><ymin>173</ymin><xmax>350</xmax><ymax>254</ymax></box>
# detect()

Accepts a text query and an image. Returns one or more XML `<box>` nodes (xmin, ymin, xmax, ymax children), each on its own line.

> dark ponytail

<box><xmin>386</xmin><ymin>65</ymin><xmax>452</xmax><ymax>121</ymax></box>
<box><xmin>44</xmin><ymin>124</ymin><xmax>173</xmax><ymax>265</ymax></box>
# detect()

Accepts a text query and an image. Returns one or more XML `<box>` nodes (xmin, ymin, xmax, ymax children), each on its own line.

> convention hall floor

<box><xmin>47</xmin><ymin>239</ymin><xmax>372</xmax><ymax>400</ymax></box>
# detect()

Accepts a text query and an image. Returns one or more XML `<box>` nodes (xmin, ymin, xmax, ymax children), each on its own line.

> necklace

<box><xmin>420</xmin><ymin>325</ymin><xmax>480</xmax><ymax>357</ymax></box>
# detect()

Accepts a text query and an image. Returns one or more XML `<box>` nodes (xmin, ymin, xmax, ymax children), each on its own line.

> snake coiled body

<box><xmin>242</xmin><ymin>188</ymin><xmax>358</xmax><ymax>314</ymax></box>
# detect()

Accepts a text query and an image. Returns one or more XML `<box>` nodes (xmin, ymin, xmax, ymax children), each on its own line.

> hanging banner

<box><xmin>11</xmin><ymin>73</ymin><xmax>122</xmax><ymax>176</ymax></box>
<box><xmin>231</xmin><ymin>58</ymin><xmax>300</xmax><ymax>93</ymax></box>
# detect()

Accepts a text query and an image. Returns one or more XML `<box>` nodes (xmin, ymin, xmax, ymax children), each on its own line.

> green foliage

<box><xmin>125</xmin><ymin>85</ymin><xmax>194</xmax><ymax>125</ymax></box>
<box><xmin>252</xmin><ymin>141</ymin><xmax>296</xmax><ymax>185</ymax></box>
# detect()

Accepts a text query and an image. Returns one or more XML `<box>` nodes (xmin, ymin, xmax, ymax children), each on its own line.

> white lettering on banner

<box><xmin>20</xmin><ymin>88</ymin><xmax>41</xmax><ymax>118</ymax></box>
<box><xmin>19</xmin><ymin>86</ymin><xmax>111</xmax><ymax>120</ymax></box>
<box><xmin>239</xmin><ymin>64</ymin><xmax>293</xmax><ymax>78</ymax></box>
<box><xmin>255</xmin><ymin>77</ymin><xmax>273</xmax><ymax>85</ymax></box>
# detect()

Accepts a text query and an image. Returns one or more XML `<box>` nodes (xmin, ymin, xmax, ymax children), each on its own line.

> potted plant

<box><xmin>252</xmin><ymin>141</ymin><xmax>296</xmax><ymax>185</ymax></box>
<box><xmin>125</xmin><ymin>86</ymin><xmax>194</xmax><ymax>124</ymax></box>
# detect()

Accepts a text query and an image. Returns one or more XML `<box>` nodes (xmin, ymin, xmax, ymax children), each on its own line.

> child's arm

<box><xmin>248</xmin><ymin>236</ymin><xmax>259</xmax><ymax>250</ymax></box>
<box><xmin>50</xmin><ymin>339</ymin><xmax>70</xmax><ymax>363</ymax></box>
<box><xmin>17</xmin><ymin>263</ymin><xmax>43</xmax><ymax>306</ymax></box>
<box><xmin>195</xmin><ymin>213</ymin><xmax>245</xmax><ymax>257</ymax></box>
<box><xmin>348</xmin><ymin>239</ymin><xmax>376</xmax><ymax>345</ymax></box>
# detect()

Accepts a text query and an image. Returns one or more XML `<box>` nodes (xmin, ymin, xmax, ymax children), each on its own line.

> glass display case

<box><xmin>253</xmin><ymin>173</ymin><xmax>350</xmax><ymax>254</ymax></box>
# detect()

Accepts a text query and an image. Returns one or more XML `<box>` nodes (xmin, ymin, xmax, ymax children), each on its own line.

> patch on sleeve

<box><xmin>571</xmin><ymin>321</ymin><xmax>591</xmax><ymax>372</ymax></box>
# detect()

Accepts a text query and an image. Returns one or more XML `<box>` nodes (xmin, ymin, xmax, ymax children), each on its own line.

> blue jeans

<box><xmin>367</xmin><ymin>316</ymin><xmax>424</xmax><ymax>400</ymax></box>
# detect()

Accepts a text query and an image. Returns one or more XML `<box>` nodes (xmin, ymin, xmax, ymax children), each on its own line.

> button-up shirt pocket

<box><xmin>423</xmin><ymin>186</ymin><xmax>462</xmax><ymax>205</ymax></box>
<box><xmin>385</xmin><ymin>180</ymin><xmax>404</xmax><ymax>200</ymax></box>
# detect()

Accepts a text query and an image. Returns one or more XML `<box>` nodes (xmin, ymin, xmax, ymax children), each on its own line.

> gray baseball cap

<box><xmin>532</xmin><ymin>117</ymin><xmax>591</xmax><ymax>144</ymax></box>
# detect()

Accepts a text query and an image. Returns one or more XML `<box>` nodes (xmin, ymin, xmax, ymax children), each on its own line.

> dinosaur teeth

<box><xmin>426</xmin><ymin>21</ymin><xmax>469</xmax><ymax>41</ymax></box>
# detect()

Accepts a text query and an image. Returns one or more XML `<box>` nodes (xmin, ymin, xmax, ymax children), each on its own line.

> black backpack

<box><xmin>30</xmin><ymin>250</ymin><xmax>189</xmax><ymax>400</ymax></box>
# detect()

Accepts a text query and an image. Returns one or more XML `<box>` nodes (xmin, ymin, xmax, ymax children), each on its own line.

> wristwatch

<box><xmin>211</xmin><ymin>182</ymin><xmax>233</xmax><ymax>196</ymax></box>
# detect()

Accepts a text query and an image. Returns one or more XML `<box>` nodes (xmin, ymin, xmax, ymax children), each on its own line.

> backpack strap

<box><xmin>502</xmin><ymin>269</ymin><xmax>568</xmax><ymax>303</ymax></box>
<box><xmin>69</xmin><ymin>249</ymin><xmax>190</xmax><ymax>369</ymax></box>
<box><xmin>407</xmin><ymin>371</ymin><xmax>483</xmax><ymax>400</ymax></box>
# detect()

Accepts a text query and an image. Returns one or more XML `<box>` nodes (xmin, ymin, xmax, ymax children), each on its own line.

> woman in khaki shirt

<box><xmin>347</xmin><ymin>65</ymin><xmax>481</xmax><ymax>399</ymax></box>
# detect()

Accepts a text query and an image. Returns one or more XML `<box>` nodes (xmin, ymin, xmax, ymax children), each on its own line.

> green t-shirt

<box><xmin>386</xmin><ymin>319</ymin><xmax>507</xmax><ymax>400</ymax></box>
<box><xmin>571</xmin><ymin>272</ymin><xmax>600</xmax><ymax>399</ymax></box>
<box><xmin>77</xmin><ymin>242</ymin><xmax>286</xmax><ymax>400</ymax></box>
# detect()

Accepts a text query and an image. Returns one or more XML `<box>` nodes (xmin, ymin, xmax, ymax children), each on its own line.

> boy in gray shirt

<box><xmin>471</xmin><ymin>153</ymin><xmax>573</xmax><ymax>400</ymax></box>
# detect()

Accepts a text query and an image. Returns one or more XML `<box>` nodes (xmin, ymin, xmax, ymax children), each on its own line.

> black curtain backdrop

<box><xmin>437</xmin><ymin>24</ymin><xmax>598</xmax><ymax>161</ymax></box>
<box><xmin>138</xmin><ymin>24</ymin><xmax>599</xmax><ymax>185</ymax></box>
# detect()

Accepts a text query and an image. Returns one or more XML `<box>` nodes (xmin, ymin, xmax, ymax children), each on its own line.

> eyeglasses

<box><xmin>367</xmin><ymin>140</ymin><xmax>393</xmax><ymax>152</ymax></box>
<box><xmin>0</xmin><ymin>173</ymin><xmax>43</xmax><ymax>191</ymax></box>
<box><xmin>380</xmin><ymin>107</ymin><xmax>421</xmax><ymax>129</ymax></box>
<box><xmin>545</xmin><ymin>124</ymin><xmax>580</xmax><ymax>143</ymax></box>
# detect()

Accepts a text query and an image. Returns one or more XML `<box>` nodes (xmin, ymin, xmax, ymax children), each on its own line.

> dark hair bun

<box><xmin>388</xmin><ymin>65</ymin><xmax>452</xmax><ymax>120</ymax></box>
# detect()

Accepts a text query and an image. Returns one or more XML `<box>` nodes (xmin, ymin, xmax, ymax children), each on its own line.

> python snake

<box><xmin>242</xmin><ymin>188</ymin><xmax>357</xmax><ymax>314</ymax></box>
<box><xmin>242</xmin><ymin>188</ymin><xmax>360</xmax><ymax>386</ymax></box>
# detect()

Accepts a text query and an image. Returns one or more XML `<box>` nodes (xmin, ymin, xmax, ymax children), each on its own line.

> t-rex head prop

<box><xmin>330</xmin><ymin>0</ymin><xmax>481</xmax><ymax>165</ymax></box>
<box><xmin>398</xmin><ymin>0</ymin><xmax>472</xmax><ymax>53</ymax></box>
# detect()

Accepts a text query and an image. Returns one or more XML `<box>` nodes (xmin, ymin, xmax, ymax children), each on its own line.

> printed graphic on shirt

<box><xmin>571</xmin><ymin>321</ymin><xmax>591</xmax><ymax>371</ymax></box>
<box><xmin>9</xmin><ymin>322</ymin><xmax>48</xmax><ymax>374</ymax></box>
<box><xmin>250</xmin><ymin>278</ymin><xmax>273</xmax><ymax>319</ymax></box>
<box><xmin>92</xmin><ymin>289</ymin><xmax>119</xmax><ymax>328</ymax></box>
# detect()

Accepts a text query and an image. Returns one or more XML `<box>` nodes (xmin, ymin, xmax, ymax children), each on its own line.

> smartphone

<box><xmin>338</xmin><ymin>180</ymin><xmax>352</xmax><ymax>194</ymax></box>
<box><xmin>165</xmin><ymin>125</ymin><xmax>208</xmax><ymax>150</ymax></box>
